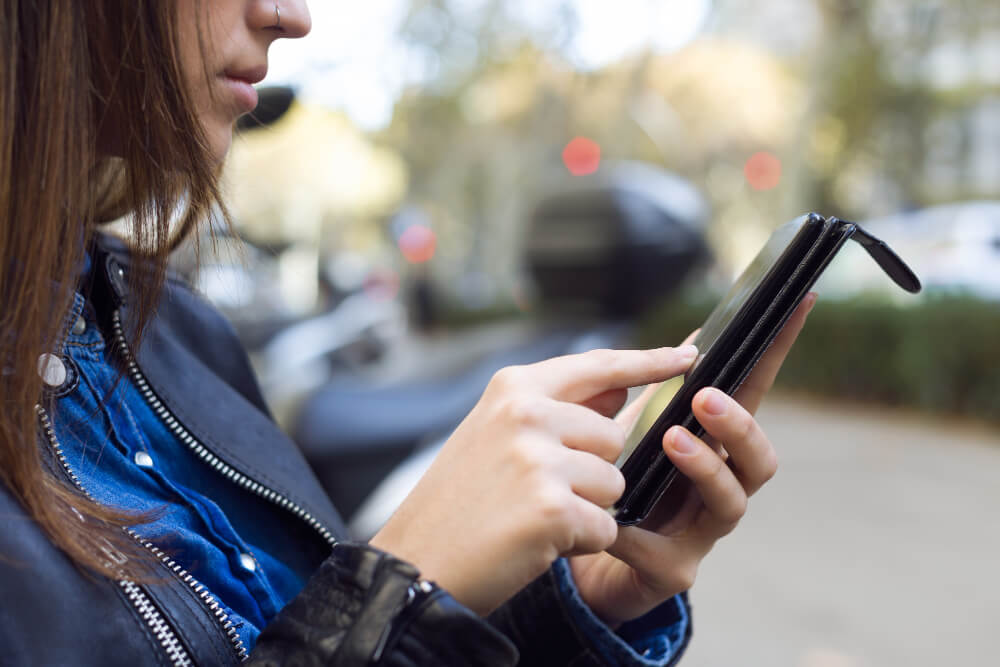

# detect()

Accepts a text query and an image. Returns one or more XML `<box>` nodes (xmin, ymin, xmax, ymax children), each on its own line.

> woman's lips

<box><xmin>222</xmin><ymin>76</ymin><xmax>260</xmax><ymax>113</ymax></box>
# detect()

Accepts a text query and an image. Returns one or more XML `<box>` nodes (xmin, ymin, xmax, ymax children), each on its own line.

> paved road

<box><xmin>680</xmin><ymin>395</ymin><xmax>1000</xmax><ymax>667</ymax></box>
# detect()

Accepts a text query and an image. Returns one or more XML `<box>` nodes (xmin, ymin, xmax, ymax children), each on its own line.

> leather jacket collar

<box><xmin>89</xmin><ymin>233</ymin><xmax>347</xmax><ymax>545</ymax></box>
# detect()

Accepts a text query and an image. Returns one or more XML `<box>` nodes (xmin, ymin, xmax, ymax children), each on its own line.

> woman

<box><xmin>0</xmin><ymin>1</ymin><xmax>811</xmax><ymax>665</ymax></box>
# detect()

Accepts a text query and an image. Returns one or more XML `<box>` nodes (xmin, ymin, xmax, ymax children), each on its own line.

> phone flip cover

<box><xmin>613</xmin><ymin>213</ymin><xmax>921</xmax><ymax>526</ymax></box>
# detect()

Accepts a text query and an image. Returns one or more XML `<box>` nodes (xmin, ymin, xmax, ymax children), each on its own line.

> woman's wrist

<box><xmin>369</xmin><ymin>522</ymin><xmax>471</xmax><ymax>613</ymax></box>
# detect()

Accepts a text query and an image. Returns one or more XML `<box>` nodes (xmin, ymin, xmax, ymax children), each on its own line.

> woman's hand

<box><xmin>370</xmin><ymin>345</ymin><xmax>699</xmax><ymax>616</ymax></box>
<box><xmin>569</xmin><ymin>294</ymin><xmax>816</xmax><ymax>627</ymax></box>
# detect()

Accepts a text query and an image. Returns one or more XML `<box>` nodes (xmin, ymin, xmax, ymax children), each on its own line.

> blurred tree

<box><xmin>797</xmin><ymin>0</ymin><xmax>1000</xmax><ymax>217</ymax></box>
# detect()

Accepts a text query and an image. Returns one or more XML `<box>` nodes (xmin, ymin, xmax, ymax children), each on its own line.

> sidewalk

<box><xmin>681</xmin><ymin>395</ymin><xmax>1000</xmax><ymax>667</ymax></box>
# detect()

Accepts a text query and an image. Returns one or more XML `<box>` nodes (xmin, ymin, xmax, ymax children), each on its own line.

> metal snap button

<box><xmin>37</xmin><ymin>354</ymin><xmax>67</xmax><ymax>388</ymax></box>
<box><xmin>133</xmin><ymin>451</ymin><xmax>154</xmax><ymax>468</ymax></box>
<box><xmin>106</xmin><ymin>257</ymin><xmax>128</xmax><ymax>300</ymax></box>
<box><xmin>238</xmin><ymin>553</ymin><xmax>257</xmax><ymax>572</ymax></box>
<box><xmin>72</xmin><ymin>316</ymin><xmax>87</xmax><ymax>336</ymax></box>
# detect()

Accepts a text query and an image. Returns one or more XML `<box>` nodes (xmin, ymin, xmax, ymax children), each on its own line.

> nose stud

<box><xmin>274</xmin><ymin>3</ymin><xmax>282</xmax><ymax>30</ymax></box>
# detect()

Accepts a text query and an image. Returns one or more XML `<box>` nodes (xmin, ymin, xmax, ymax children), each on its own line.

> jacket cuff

<box><xmin>488</xmin><ymin>559</ymin><xmax>692</xmax><ymax>667</ymax></box>
<box><xmin>248</xmin><ymin>542</ymin><xmax>517</xmax><ymax>667</ymax></box>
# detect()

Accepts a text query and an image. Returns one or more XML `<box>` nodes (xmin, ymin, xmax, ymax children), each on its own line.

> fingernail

<box><xmin>677</xmin><ymin>344</ymin><xmax>698</xmax><ymax>360</ymax></box>
<box><xmin>701</xmin><ymin>389</ymin><xmax>727</xmax><ymax>416</ymax></box>
<box><xmin>805</xmin><ymin>292</ymin><xmax>818</xmax><ymax>313</ymax></box>
<box><xmin>669</xmin><ymin>427</ymin><xmax>698</xmax><ymax>455</ymax></box>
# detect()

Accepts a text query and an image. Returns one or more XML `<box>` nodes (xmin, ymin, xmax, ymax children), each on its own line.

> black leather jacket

<box><xmin>0</xmin><ymin>236</ymin><xmax>691</xmax><ymax>666</ymax></box>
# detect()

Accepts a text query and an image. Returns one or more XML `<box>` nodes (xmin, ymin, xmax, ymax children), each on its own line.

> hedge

<box><xmin>637</xmin><ymin>294</ymin><xmax>1000</xmax><ymax>424</ymax></box>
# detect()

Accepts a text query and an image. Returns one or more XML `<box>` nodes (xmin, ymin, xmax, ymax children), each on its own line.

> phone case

<box><xmin>613</xmin><ymin>213</ymin><xmax>921</xmax><ymax>526</ymax></box>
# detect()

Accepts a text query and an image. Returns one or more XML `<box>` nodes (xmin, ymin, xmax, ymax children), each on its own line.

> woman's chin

<box><xmin>207</xmin><ymin>126</ymin><xmax>235</xmax><ymax>165</ymax></box>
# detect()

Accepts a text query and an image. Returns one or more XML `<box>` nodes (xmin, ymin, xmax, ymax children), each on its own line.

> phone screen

<box><xmin>692</xmin><ymin>217</ymin><xmax>807</xmax><ymax>362</ymax></box>
<box><xmin>616</xmin><ymin>216</ymin><xmax>809</xmax><ymax>466</ymax></box>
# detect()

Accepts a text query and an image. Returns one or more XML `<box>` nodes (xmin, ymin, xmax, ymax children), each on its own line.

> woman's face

<box><xmin>176</xmin><ymin>0</ymin><xmax>311</xmax><ymax>162</ymax></box>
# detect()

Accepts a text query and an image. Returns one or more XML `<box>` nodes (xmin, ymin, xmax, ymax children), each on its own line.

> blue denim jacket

<box><xmin>39</xmin><ymin>247</ymin><xmax>690</xmax><ymax>663</ymax></box>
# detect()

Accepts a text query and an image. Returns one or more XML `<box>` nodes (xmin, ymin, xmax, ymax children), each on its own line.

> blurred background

<box><xmin>195</xmin><ymin>1</ymin><xmax>999</xmax><ymax>665</ymax></box>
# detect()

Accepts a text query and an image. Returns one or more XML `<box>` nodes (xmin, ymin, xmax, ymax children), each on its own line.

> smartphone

<box><xmin>612</xmin><ymin>213</ymin><xmax>920</xmax><ymax>526</ymax></box>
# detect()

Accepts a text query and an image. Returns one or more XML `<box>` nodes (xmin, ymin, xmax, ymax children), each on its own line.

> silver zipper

<box><xmin>36</xmin><ymin>405</ymin><xmax>199</xmax><ymax>667</ymax></box>
<box><xmin>120</xmin><ymin>580</ymin><xmax>195</xmax><ymax>667</ymax></box>
<box><xmin>35</xmin><ymin>305</ymin><xmax>341</xmax><ymax>665</ymax></box>
<box><xmin>110</xmin><ymin>309</ymin><xmax>338</xmax><ymax>547</ymax></box>
<box><xmin>124</xmin><ymin>527</ymin><xmax>248</xmax><ymax>662</ymax></box>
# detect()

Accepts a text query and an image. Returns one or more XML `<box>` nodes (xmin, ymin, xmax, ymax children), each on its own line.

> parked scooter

<box><xmin>173</xmin><ymin>86</ymin><xmax>410</xmax><ymax>427</ymax></box>
<box><xmin>288</xmin><ymin>161</ymin><xmax>711</xmax><ymax>536</ymax></box>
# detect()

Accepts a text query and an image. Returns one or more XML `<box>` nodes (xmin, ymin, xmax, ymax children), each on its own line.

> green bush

<box><xmin>638</xmin><ymin>295</ymin><xmax>1000</xmax><ymax>424</ymax></box>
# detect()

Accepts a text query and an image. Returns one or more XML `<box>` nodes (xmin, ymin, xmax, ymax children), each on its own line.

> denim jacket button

<box><xmin>239</xmin><ymin>553</ymin><xmax>257</xmax><ymax>572</ymax></box>
<box><xmin>37</xmin><ymin>354</ymin><xmax>67</xmax><ymax>388</ymax></box>
<box><xmin>72</xmin><ymin>316</ymin><xmax>87</xmax><ymax>336</ymax></box>
<box><xmin>133</xmin><ymin>451</ymin><xmax>154</xmax><ymax>469</ymax></box>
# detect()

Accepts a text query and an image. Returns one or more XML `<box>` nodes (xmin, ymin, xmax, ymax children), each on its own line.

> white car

<box><xmin>815</xmin><ymin>201</ymin><xmax>1000</xmax><ymax>301</ymax></box>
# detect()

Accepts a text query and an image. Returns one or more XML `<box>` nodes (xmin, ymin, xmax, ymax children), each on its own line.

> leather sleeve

<box><xmin>247</xmin><ymin>543</ymin><xmax>518</xmax><ymax>667</ymax></box>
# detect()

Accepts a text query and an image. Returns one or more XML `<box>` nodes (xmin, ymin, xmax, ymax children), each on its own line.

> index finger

<box><xmin>527</xmin><ymin>346</ymin><xmax>698</xmax><ymax>404</ymax></box>
<box><xmin>613</xmin><ymin>329</ymin><xmax>701</xmax><ymax>428</ymax></box>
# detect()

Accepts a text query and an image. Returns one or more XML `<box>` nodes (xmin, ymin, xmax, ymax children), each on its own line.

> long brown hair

<box><xmin>1</xmin><ymin>0</ymin><xmax>227</xmax><ymax>577</ymax></box>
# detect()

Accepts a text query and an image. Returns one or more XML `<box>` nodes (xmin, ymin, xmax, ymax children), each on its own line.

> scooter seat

<box><xmin>293</xmin><ymin>331</ymin><xmax>579</xmax><ymax>458</ymax></box>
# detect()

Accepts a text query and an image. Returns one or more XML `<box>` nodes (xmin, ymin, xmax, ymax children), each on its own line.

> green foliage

<box><xmin>638</xmin><ymin>295</ymin><xmax>1000</xmax><ymax>423</ymax></box>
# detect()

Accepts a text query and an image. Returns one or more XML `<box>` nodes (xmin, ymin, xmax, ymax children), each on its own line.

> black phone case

<box><xmin>613</xmin><ymin>213</ymin><xmax>921</xmax><ymax>526</ymax></box>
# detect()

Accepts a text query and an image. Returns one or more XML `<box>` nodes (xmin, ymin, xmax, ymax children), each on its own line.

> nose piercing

<box><xmin>274</xmin><ymin>3</ymin><xmax>282</xmax><ymax>30</ymax></box>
